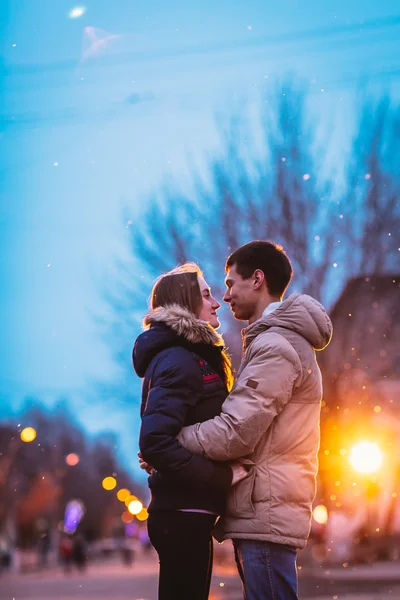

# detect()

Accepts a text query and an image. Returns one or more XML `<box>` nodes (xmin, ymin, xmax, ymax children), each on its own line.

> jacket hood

<box><xmin>244</xmin><ymin>293</ymin><xmax>333</xmax><ymax>351</ymax></box>
<box><xmin>133</xmin><ymin>304</ymin><xmax>224</xmax><ymax>377</ymax></box>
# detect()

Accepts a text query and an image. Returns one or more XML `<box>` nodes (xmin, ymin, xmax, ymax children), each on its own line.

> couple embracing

<box><xmin>133</xmin><ymin>241</ymin><xmax>333</xmax><ymax>600</ymax></box>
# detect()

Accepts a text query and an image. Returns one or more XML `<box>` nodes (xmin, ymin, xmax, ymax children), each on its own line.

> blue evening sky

<box><xmin>1</xmin><ymin>0</ymin><xmax>399</xmax><ymax>473</ymax></box>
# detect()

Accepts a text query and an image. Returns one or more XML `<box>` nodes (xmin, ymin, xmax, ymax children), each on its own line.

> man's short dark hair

<box><xmin>226</xmin><ymin>241</ymin><xmax>293</xmax><ymax>298</ymax></box>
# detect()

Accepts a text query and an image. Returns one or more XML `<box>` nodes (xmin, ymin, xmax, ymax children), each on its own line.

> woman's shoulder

<box><xmin>151</xmin><ymin>345</ymin><xmax>203</xmax><ymax>380</ymax></box>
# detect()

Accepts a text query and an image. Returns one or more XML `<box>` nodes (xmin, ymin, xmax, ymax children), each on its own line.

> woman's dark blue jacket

<box><xmin>133</xmin><ymin>304</ymin><xmax>233</xmax><ymax>515</ymax></box>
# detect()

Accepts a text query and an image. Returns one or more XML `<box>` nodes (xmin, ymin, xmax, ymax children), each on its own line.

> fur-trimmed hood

<box><xmin>133</xmin><ymin>304</ymin><xmax>225</xmax><ymax>378</ymax></box>
<box><xmin>144</xmin><ymin>304</ymin><xmax>223</xmax><ymax>346</ymax></box>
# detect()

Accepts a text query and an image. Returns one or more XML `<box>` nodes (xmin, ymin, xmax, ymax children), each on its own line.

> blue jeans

<box><xmin>233</xmin><ymin>539</ymin><xmax>298</xmax><ymax>600</ymax></box>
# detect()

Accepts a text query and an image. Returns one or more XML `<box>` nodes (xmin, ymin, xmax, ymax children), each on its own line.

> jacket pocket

<box><xmin>227</xmin><ymin>467</ymin><xmax>256</xmax><ymax>519</ymax></box>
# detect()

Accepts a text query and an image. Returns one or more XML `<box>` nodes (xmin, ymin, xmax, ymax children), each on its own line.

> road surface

<box><xmin>1</xmin><ymin>553</ymin><xmax>400</xmax><ymax>599</ymax></box>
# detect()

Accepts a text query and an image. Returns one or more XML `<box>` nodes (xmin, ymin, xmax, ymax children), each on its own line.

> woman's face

<box><xmin>197</xmin><ymin>277</ymin><xmax>221</xmax><ymax>329</ymax></box>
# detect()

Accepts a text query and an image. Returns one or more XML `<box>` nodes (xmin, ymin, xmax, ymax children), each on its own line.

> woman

<box><xmin>133</xmin><ymin>263</ymin><xmax>246</xmax><ymax>600</ymax></box>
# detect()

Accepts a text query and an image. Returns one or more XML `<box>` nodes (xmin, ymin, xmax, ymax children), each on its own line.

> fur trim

<box><xmin>143</xmin><ymin>304</ymin><xmax>224</xmax><ymax>346</ymax></box>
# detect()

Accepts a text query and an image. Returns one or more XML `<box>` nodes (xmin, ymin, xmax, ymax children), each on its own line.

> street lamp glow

<box><xmin>124</xmin><ymin>494</ymin><xmax>138</xmax><ymax>507</ymax></box>
<box><xmin>349</xmin><ymin>441</ymin><xmax>383</xmax><ymax>474</ymax></box>
<box><xmin>117</xmin><ymin>488</ymin><xmax>131</xmax><ymax>502</ymax></box>
<box><xmin>102</xmin><ymin>476</ymin><xmax>117</xmax><ymax>491</ymax></box>
<box><xmin>20</xmin><ymin>427</ymin><xmax>37</xmax><ymax>443</ymax></box>
<box><xmin>136</xmin><ymin>507</ymin><xmax>149</xmax><ymax>521</ymax></box>
<box><xmin>313</xmin><ymin>504</ymin><xmax>328</xmax><ymax>525</ymax></box>
<box><xmin>121</xmin><ymin>511</ymin><xmax>134</xmax><ymax>524</ymax></box>
<box><xmin>68</xmin><ymin>6</ymin><xmax>86</xmax><ymax>19</ymax></box>
<box><xmin>128</xmin><ymin>500</ymin><xmax>143</xmax><ymax>515</ymax></box>
<box><xmin>66</xmin><ymin>453</ymin><xmax>80</xmax><ymax>466</ymax></box>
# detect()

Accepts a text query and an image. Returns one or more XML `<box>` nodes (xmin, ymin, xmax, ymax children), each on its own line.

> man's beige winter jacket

<box><xmin>178</xmin><ymin>293</ymin><xmax>333</xmax><ymax>549</ymax></box>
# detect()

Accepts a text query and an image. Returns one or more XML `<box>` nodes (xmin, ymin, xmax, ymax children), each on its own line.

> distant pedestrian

<box><xmin>37</xmin><ymin>528</ymin><xmax>51</xmax><ymax>567</ymax></box>
<box><xmin>72</xmin><ymin>534</ymin><xmax>87</xmax><ymax>572</ymax></box>
<box><xmin>59</xmin><ymin>534</ymin><xmax>73</xmax><ymax>573</ymax></box>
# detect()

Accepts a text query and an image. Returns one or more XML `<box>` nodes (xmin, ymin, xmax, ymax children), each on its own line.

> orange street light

<box><xmin>136</xmin><ymin>507</ymin><xmax>149</xmax><ymax>521</ymax></box>
<box><xmin>124</xmin><ymin>494</ymin><xmax>138</xmax><ymax>507</ymax></box>
<box><xmin>102</xmin><ymin>476</ymin><xmax>117</xmax><ymax>491</ymax></box>
<box><xmin>117</xmin><ymin>488</ymin><xmax>131</xmax><ymax>502</ymax></box>
<box><xmin>20</xmin><ymin>427</ymin><xmax>37</xmax><ymax>443</ymax></box>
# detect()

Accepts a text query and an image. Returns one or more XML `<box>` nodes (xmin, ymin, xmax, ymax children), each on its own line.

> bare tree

<box><xmin>100</xmin><ymin>81</ymin><xmax>400</xmax><ymax>406</ymax></box>
<box><xmin>343</xmin><ymin>95</ymin><xmax>400</xmax><ymax>276</ymax></box>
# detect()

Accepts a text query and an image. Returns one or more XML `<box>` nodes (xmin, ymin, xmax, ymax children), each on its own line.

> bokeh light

<box><xmin>64</xmin><ymin>499</ymin><xmax>85</xmax><ymax>534</ymax></box>
<box><xmin>68</xmin><ymin>6</ymin><xmax>86</xmax><ymax>19</ymax></box>
<box><xmin>102</xmin><ymin>476</ymin><xmax>117</xmax><ymax>491</ymax></box>
<box><xmin>313</xmin><ymin>504</ymin><xmax>328</xmax><ymax>524</ymax></box>
<box><xmin>349</xmin><ymin>441</ymin><xmax>383</xmax><ymax>474</ymax></box>
<box><xmin>20</xmin><ymin>427</ymin><xmax>37</xmax><ymax>443</ymax></box>
<box><xmin>136</xmin><ymin>507</ymin><xmax>149</xmax><ymax>521</ymax></box>
<box><xmin>128</xmin><ymin>500</ymin><xmax>143</xmax><ymax>515</ymax></box>
<box><xmin>124</xmin><ymin>494</ymin><xmax>138</xmax><ymax>507</ymax></box>
<box><xmin>65</xmin><ymin>453</ymin><xmax>80</xmax><ymax>466</ymax></box>
<box><xmin>117</xmin><ymin>488</ymin><xmax>130</xmax><ymax>502</ymax></box>
<box><xmin>121</xmin><ymin>511</ymin><xmax>134</xmax><ymax>524</ymax></box>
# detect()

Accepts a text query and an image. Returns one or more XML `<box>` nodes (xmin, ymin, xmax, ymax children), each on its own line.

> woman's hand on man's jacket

<box><xmin>138</xmin><ymin>451</ymin><xmax>247</xmax><ymax>487</ymax></box>
<box><xmin>138</xmin><ymin>451</ymin><xmax>155</xmax><ymax>475</ymax></box>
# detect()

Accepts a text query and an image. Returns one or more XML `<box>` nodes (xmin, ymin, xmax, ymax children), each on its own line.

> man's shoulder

<box><xmin>246</xmin><ymin>329</ymin><xmax>302</xmax><ymax>367</ymax></box>
<box><xmin>249</xmin><ymin>329</ymin><xmax>292</xmax><ymax>351</ymax></box>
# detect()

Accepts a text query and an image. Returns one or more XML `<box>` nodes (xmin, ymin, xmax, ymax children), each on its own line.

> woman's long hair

<box><xmin>151</xmin><ymin>262</ymin><xmax>203</xmax><ymax>313</ymax></box>
<box><xmin>150</xmin><ymin>263</ymin><xmax>233</xmax><ymax>391</ymax></box>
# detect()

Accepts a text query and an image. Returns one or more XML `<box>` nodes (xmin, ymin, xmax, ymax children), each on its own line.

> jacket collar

<box><xmin>262</xmin><ymin>301</ymin><xmax>282</xmax><ymax>317</ymax></box>
<box><xmin>143</xmin><ymin>304</ymin><xmax>224</xmax><ymax>347</ymax></box>
<box><xmin>242</xmin><ymin>293</ymin><xmax>332</xmax><ymax>351</ymax></box>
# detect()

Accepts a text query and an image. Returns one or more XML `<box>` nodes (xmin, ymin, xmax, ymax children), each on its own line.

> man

<box><xmin>178</xmin><ymin>241</ymin><xmax>333</xmax><ymax>600</ymax></box>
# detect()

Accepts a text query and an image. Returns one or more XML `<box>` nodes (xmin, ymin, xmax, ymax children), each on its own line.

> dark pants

<box><xmin>147</xmin><ymin>511</ymin><xmax>216</xmax><ymax>600</ymax></box>
<box><xmin>233</xmin><ymin>539</ymin><xmax>298</xmax><ymax>600</ymax></box>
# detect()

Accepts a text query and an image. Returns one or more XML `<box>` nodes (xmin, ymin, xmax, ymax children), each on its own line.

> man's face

<box><xmin>223</xmin><ymin>264</ymin><xmax>257</xmax><ymax>321</ymax></box>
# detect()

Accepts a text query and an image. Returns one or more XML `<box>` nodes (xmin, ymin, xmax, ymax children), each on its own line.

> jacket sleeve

<box><xmin>177</xmin><ymin>333</ymin><xmax>302</xmax><ymax>461</ymax></box>
<box><xmin>139</xmin><ymin>348</ymin><xmax>232</xmax><ymax>493</ymax></box>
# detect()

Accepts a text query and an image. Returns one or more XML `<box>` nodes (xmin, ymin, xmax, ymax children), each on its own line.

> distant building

<box><xmin>316</xmin><ymin>274</ymin><xmax>400</xmax><ymax>551</ymax></box>
<box><xmin>319</xmin><ymin>274</ymin><xmax>400</xmax><ymax>410</ymax></box>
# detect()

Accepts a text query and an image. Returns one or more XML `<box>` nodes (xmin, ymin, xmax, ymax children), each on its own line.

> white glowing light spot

<box><xmin>303</xmin><ymin>174</ymin><xmax>310</xmax><ymax>181</ymax></box>
<box><xmin>333</xmin><ymin>263</ymin><xmax>338</xmax><ymax>268</ymax></box>
<box><xmin>128</xmin><ymin>500</ymin><xmax>143</xmax><ymax>515</ymax></box>
<box><xmin>365</xmin><ymin>173</ymin><xmax>371</xmax><ymax>180</ymax></box>
<box><xmin>349</xmin><ymin>441</ymin><xmax>383</xmax><ymax>474</ymax></box>
<box><xmin>314</xmin><ymin>235</ymin><xmax>320</xmax><ymax>241</ymax></box>
<box><xmin>247</xmin><ymin>25</ymin><xmax>253</xmax><ymax>30</ymax></box>
<box><xmin>69</xmin><ymin>6</ymin><xmax>86</xmax><ymax>19</ymax></box>
<box><xmin>47</xmin><ymin>263</ymin><xmax>51</xmax><ymax>268</ymax></box>
<box><xmin>53</xmin><ymin>162</ymin><xmax>59</xmax><ymax>167</ymax></box>
<box><xmin>313</xmin><ymin>504</ymin><xmax>328</xmax><ymax>524</ymax></box>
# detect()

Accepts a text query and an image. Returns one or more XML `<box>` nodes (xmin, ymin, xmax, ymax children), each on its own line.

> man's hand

<box><xmin>231</xmin><ymin>462</ymin><xmax>249</xmax><ymax>486</ymax></box>
<box><xmin>138</xmin><ymin>451</ymin><xmax>155</xmax><ymax>475</ymax></box>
